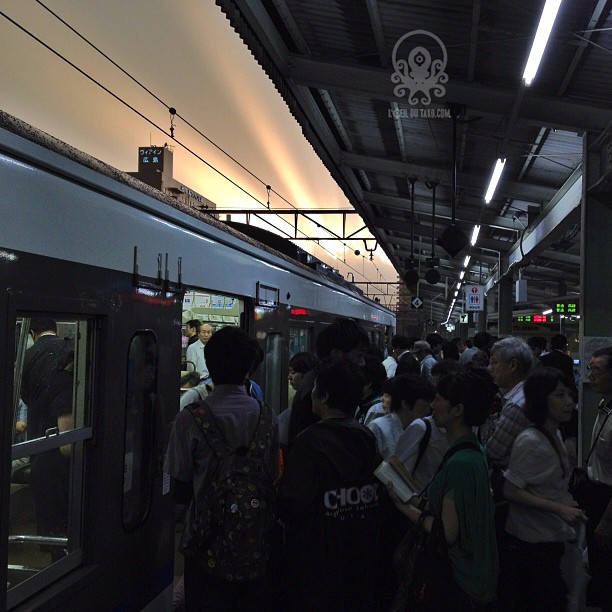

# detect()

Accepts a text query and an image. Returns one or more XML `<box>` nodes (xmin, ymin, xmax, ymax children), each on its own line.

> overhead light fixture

<box><xmin>459</xmin><ymin>270</ymin><xmax>465</xmax><ymax>280</ymax></box>
<box><xmin>484</xmin><ymin>158</ymin><xmax>506</xmax><ymax>204</ymax></box>
<box><xmin>523</xmin><ymin>0</ymin><xmax>563</xmax><ymax>85</ymax></box>
<box><xmin>454</xmin><ymin>290</ymin><xmax>459</xmax><ymax>297</ymax></box>
<box><xmin>456</xmin><ymin>282</ymin><xmax>462</xmax><ymax>291</ymax></box>
<box><xmin>470</xmin><ymin>224</ymin><xmax>481</xmax><ymax>246</ymax></box>
<box><xmin>542</xmin><ymin>308</ymin><xmax>553</xmax><ymax>315</ymax></box>
<box><xmin>463</xmin><ymin>255</ymin><xmax>471</xmax><ymax>268</ymax></box>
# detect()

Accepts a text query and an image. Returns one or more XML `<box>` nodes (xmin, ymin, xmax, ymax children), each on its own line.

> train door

<box><xmin>287</xmin><ymin>316</ymin><xmax>315</xmax><ymax>410</ymax></box>
<box><xmin>6</xmin><ymin>313</ymin><xmax>93</xmax><ymax>609</ymax></box>
<box><xmin>2</xmin><ymin>282</ymin><xmax>180</xmax><ymax>611</ymax></box>
<box><xmin>105</xmin><ymin>289</ymin><xmax>179</xmax><ymax>611</ymax></box>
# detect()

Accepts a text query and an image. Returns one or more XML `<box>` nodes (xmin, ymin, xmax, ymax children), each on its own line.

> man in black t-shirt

<box><xmin>286</xmin><ymin>318</ymin><xmax>369</xmax><ymax>450</ymax></box>
<box><xmin>278</xmin><ymin>359</ymin><xmax>380</xmax><ymax>611</ymax></box>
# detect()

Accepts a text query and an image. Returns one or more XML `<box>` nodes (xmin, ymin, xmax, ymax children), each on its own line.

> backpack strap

<box><xmin>412</xmin><ymin>418</ymin><xmax>432</xmax><ymax>477</ymax></box>
<box><xmin>189</xmin><ymin>399</ymin><xmax>272</xmax><ymax>461</ymax></box>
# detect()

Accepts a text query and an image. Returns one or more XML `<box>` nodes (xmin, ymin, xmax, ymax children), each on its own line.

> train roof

<box><xmin>0</xmin><ymin>110</ymin><xmax>394</xmax><ymax>324</ymax></box>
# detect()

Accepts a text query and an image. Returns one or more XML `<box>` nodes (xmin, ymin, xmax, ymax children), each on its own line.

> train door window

<box><xmin>8</xmin><ymin>316</ymin><xmax>92</xmax><ymax>607</ymax></box>
<box><xmin>289</xmin><ymin>327</ymin><xmax>311</xmax><ymax>356</ymax></box>
<box><xmin>264</xmin><ymin>333</ymin><xmax>282</xmax><ymax>413</ymax></box>
<box><xmin>122</xmin><ymin>332</ymin><xmax>158</xmax><ymax>531</ymax></box>
<box><xmin>369</xmin><ymin>330</ymin><xmax>382</xmax><ymax>351</ymax></box>
<box><xmin>287</xmin><ymin>327</ymin><xmax>311</xmax><ymax>407</ymax></box>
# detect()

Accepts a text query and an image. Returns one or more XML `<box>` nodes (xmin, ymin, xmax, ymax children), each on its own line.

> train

<box><xmin>0</xmin><ymin>110</ymin><xmax>395</xmax><ymax>611</ymax></box>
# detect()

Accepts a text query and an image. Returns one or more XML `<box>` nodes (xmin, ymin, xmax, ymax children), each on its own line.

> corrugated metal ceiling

<box><xmin>217</xmin><ymin>0</ymin><xmax>612</xmax><ymax>325</ymax></box>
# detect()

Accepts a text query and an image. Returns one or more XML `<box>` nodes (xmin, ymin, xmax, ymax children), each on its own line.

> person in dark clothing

<box><xmin>540</xmin><ymin>334</ymin><xmax>578</xmax><ymax>444</ymax></box>
<box><xmin>29</xmin><ymin>346</ymin><xmax>74</xmax><ymax>561</ymax></box>
<box><xmin>278</xmin><ymin>359</ymin><xmax>380</xmax><ymax>611</ymax></box>
<box><xmin>21</xmin><ymin>319</ymin><xmax>68</xmax><ymax>440</ymax></box>
<box><xmin>395</xmin><ymin>346</ymin><xmax>421</xmax><ymax>377</ymax></box>
<box><xmin>286</xmin><ymin>318</ymin><xmax>368</xmax><ymax>450</ymax></box>
<box><xmin>355</xmin><ymin>353</ymin><xmax>387</xmax><ymax>424</ymax></box>
<box><xmin>539</xmin><ymin>334</ymin><xmax>577</xmax><ymax>396</ymax></box>
<box><xmin>184</xmin><ymin>320</ymin><xmax>201</xmax><ymax>347</ymax></box>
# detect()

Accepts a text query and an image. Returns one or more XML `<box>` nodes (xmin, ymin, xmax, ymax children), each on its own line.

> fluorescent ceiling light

<box><xmin>484</xmin><ymin>158</ymin><xmax>506</xmax><ymax>204</ymax></box>
<box><xmin>523</xmin><ymin>0</ymin><xmax>563</xmax><ymax>85</ymax></box>
<box><xmin>454</xmin><ymin>290</ymin><xmax>459</xmax><ymax>297</ymax></box>
<box><xmin>542</xmin><ymin>308</ymin><xmax>553</xmax><ymax>315</ymax></box>
<box><xmin>470</xmin><ymin>225</ymin><xmax>481</xmax><ymax>246</ymax></box>
<box><xmin>456</xmin><ymin>282</ymin><xmax>462</xmax><ymax>291</ymax></box>
<box><xmin>459</xmin><ymin>270</ymin><xmax>465</xmax><ymax>280</ymax></box>
<box><xmin>463</xmin><ymin>255</ymin><xmax>471</xmax><ymax>268</ymax></box>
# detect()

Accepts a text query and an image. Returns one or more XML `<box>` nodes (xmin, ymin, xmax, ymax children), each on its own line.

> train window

<box><xmin>264</xmin><ymin>333</ymin><xmax>283</xmax><ymax>413</ymax></box>
<box><xmin>8</xmin><ymin>317</ymin><xmax>92</xmax><ymax>606</ymax></box>
<box><xmin>122</xmin><ymin>332</ymin><xmax>158</xmax><ymax>531</ymax></box>
<box><xmin>181</xmin><ymin>289</ymin><xmax>244</xmax><ymax>370</ymax></box>
<box><xmin>289</xmin><ymin>327</ymin><xmax>310</xmax><ymax>356</ymax></box>
<box><xmin>369</xmin><ymin>330</ymin><xmax>382</xmax><ymax>351</ymax></box>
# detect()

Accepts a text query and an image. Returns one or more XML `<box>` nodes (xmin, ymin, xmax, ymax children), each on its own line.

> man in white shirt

<box><xmin>382</xmin><ymin>335</ymin><xmax>410</xmax><ymax>378</ymax></box>
<box><xmin>395</xmin><ymin>415</ymin><xmax>448</xmax><ymax>492</ymax></box>
<box><xmin>368</xmin><ymin>374</ymin><xmax>434</xmax><ymax>459</ymax></box>
<box><xmin>409</xmin><ymin>340</ymin><xmax>437</xmax><ymax>381</ymax></box>
<box><xmin>186</xmin><ymin>323</ymin><xmax>213</xmax><ymax>381</ymax></box>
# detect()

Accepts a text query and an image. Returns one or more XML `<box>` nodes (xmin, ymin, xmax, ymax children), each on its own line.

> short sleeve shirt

<box><xmin>504</xmin><ymin>427</ymin><xmax>576</xmax><ymax>542</ymax></box>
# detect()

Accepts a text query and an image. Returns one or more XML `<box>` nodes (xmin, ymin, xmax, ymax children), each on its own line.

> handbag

<box><xmin>568</xmin><ymin>466</ymin><xmax>591</xmax><ymax>503</ymax></box>
<box><xmin>390</xmin><ymin>511</ymin><xmax>451</xmax><ymax>612</ymax></box>
<box><xmin>390</xmin><ymin>440</ymin><xmax>480</xmax><ymax>612</ymax></box>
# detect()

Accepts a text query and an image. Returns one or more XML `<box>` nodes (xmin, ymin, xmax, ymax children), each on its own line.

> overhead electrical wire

<box><xmin>29</xmin><ymin>0</ymin><xmax>392</xmax><ymax>294</ymax></box>
<box><xmin>17</xmin><ymin>1</ymin><xmax>391</xmax><ymax>296</ymax></box>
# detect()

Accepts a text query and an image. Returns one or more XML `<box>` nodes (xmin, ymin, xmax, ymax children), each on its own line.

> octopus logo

<box><xmin>391</xmin><ymin>30</ymin><xmax>448</xmax><ymax>105</ymax></box>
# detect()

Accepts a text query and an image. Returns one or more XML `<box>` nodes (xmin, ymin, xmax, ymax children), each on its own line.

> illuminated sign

<box><xmin>516</xmin><ymin>314</ymin><xmax>556</xmax><ymax>324</ymax></box>
<box><xmin>138</xmin><ymin>147</ymin><xmax>164</xmax><ymax>172</ymax></box>
<box><xmin>290</xmin><ymin>308</ymin><xmax>309</xmax><ymax>316</ymax></box>
<box><xmin>465</xmin><ymin>285</ymin><xmax>484</xmax><ymax>312</ymax></box>
<box><xmin>554</xmin><ymin>301</ymin><xmax>578</xmax><ymax>314</ymax></box>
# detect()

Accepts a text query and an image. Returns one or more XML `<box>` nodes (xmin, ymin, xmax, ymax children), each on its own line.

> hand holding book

<box><xmin>374</xmin><ymin>455</ymin><xmax>418</xmax><ymax>503</ymax></box>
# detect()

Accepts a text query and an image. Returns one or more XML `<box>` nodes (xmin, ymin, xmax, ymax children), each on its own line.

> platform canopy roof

<box><xmin>217</xmin><ymin>0</ymin><xmax>612</xmax><ymax>325</ymax></box>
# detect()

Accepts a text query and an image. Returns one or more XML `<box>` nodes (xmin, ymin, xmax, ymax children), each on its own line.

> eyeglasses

<box><xmin>587</xmin><ymin>364</ymin><xmax>606</xmax><ymax>377</ymax></box>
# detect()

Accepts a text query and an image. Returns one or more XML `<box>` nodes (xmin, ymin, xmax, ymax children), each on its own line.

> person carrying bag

<box><xmin>388</xmin><ymin>368</ymin><xmax>498</xmax><ymax>611</ymax></box>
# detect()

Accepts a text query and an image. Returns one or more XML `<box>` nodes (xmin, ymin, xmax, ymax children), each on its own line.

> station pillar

<box><xmin>580</xmin><ymin>131</ymin><xmax>612</xmax><ymax>459</ymax></box>
<box><xmin>498</xmin><ymin>275</ymin><xmax>514</xmax><ymax>337</ymax></box>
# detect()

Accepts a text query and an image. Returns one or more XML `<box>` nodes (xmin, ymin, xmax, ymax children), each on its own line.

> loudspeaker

<box><xmin>404</xmin><ymin>268</ymin><xmax>420</xmax><ymax>285</ymax></box>
<box><xmin>425</xmin><ymin>268</ymin><xmax>441</xmax><ymax>285</ymax></box>
<box><xmin>437</xmin><ymin>224</ymin><xmax>469</xmax><ymax>257</ymax></box>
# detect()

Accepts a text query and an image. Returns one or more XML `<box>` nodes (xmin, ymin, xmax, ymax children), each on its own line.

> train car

<box><xmin>0</xmin><ymin>110</ymin><xmax>394</xmax><ymax>611</ymax></box>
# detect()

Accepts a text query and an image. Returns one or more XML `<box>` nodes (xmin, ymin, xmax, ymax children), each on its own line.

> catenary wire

<box><xmin>30</xmin><ymin>0</ymin><xmax>392</xmax><ymax>292</ymax></box>
<box><xmin>2</xmin><ymin>7</ymin><xmax>392</xmax><ymax>297</ymax></box>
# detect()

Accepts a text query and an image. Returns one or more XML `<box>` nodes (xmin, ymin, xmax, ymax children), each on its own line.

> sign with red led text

<box><xmin>515</xmin><ymin>314</ymin><xmax>556</xmax><ymax>324</ymax></box>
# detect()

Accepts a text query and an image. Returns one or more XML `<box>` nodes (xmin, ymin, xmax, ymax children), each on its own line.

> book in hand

<box><xmin>374</xmin><ymin>455</ymin><xmax>417</xmax><ymax>503</ymax></box>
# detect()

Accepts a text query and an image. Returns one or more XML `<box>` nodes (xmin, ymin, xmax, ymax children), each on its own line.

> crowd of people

<box><xmin>165</xmin><ymin>321</ymin><xmax>611</xmax><ymax>611</ymax></box>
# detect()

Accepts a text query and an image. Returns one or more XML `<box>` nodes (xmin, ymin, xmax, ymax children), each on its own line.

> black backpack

<box><xmin>189</xmin><ymin>399</ymin><xmax>276</xmax><ymax>581</ymax></box>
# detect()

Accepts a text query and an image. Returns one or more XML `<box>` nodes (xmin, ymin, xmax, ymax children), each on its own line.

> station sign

<box><xmin>465</xmin><ymin>285</ymin><xmax>484</xmax><ymax>311</ymax></box>
<box><xmin>516</xmin><ymin>313</ymin><xmax>555</xmax><ymax>324</ymax></box>
<box><xmin>554</xmin><ymin>301</ymin><xmax>578</xmax><ymax>314</ymax></box>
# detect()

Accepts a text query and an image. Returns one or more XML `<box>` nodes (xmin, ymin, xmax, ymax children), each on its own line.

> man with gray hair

<box><xmin>485</xmin><ymin>336</ymin><xmax>533</xmax><ymax>468</ymax></box>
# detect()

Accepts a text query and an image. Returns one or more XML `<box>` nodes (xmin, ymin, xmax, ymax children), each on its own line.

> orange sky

<box><xmin>0</xmin><ymin>1</ymin><xmax>398</xmax><ymax>307</ymax></box>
